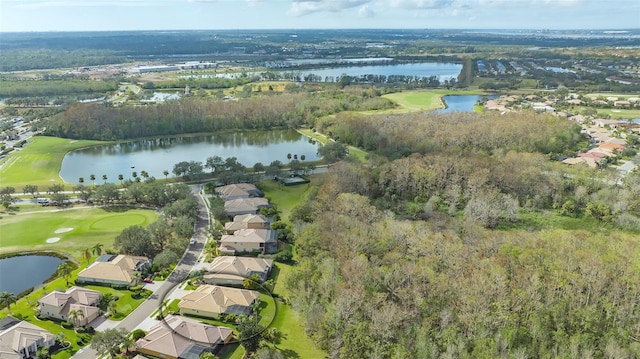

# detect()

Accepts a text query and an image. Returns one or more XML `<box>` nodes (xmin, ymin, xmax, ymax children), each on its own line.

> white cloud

<box><xmin>358</xmin><ymin>4</ymin><xmax>375</xmax><ymax>17</ymax></box>
<box><xmin>390</xmin><ymin>0</ymin><xmax>454</xmax><ymax>10</ymax></box>
<box><xmin>288</xmin><ymin>0</ymin><xmax>372</xmax><ymax>16</ymax></box>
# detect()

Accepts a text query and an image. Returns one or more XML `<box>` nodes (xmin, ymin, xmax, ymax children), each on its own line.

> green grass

<box><xmin>597</xmin><ymin>108</ymin><xmax>640</xmax><ymax>119</ymax></box>
<box><xmin>0</xmin><ymin>206</ymin><xmax>159</xmax><ymax>257</ymax></box>
<box><xmin>82</xmin><ymin>285</ymin><xmax>148</xmax><ymax>320</ymax></box>
<box><xmin>0</xmin><ymin>136</ymin><xmax>105</xmax><ymax>188</ymax></box>
<box><xmin>297</xmin><ymin>128</ymin><xmax>329</xmax><ymax>145</ymax></box>
<box><xmin>269</xmin><ymin>262</ymin><xmax>326</xmax><ymax>358</ymax></box>
<box><xmin>257</xmin><ymin>175</ymin><xmax>323</xmax><ymax>221</ymax></box>
<box><xmin>381</xmin><ymin>89</ymin><xmax>485</xmax><ymax>113</ymax></box>
<box><xmin>497</xmin><ymin>210</ymin><xmax>615</xmax><ymax>234</ymax></box>
<box><xmin>258</xmin><ymin>293</ymin><xmax>276</xmax><ymax>327</ymax></box>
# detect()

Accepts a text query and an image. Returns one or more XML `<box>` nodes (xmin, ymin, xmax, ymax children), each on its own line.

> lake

<box><xmin>189</xmin><ymin>62</ymin><xmax>462</xmax><ymax>82</ymax></box>
<box><xmin>284</xmin><ymin>62</ymin><xmax>462</xmax><ymax>82</ymax></box>
<box><xmin>436</xmin><ymin>95</ymin><xmax>496</xmax><ymax>114</ymax></box>
<box><xmin>0</xmin><ymin>255</ymin><xmax>63</xmax><ymax>295</ymax></box>
<box><xmin>60</xmin><ymin>129</ymin><xmax>320</xmax><ymax>183</ymax></box>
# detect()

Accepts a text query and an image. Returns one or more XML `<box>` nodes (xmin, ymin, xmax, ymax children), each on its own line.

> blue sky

<box><xmin>1</xmin><ymin>0</ymin><xmax>638</xmax><ymax>32</ymax></box>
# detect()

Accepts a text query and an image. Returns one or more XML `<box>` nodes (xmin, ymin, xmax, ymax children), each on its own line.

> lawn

<box><xmin>0</xmin><ymin>206</ymin><xmax>159</xmax><ymax>258</ymax></box>
<box><xmin>0</xmin><ymin>136</ymin><xmax>105</xmax><ymax>188</ymax></box>
<box><xmin>597</xmin><ymin>108</ymin><xmax>640</xmax><ymax>119</ymax></box>
<box><xmin>257</xmin><ymin>175</ymin><xmax>323</xmax><ymax>221</ymax></box>
<box><xmin>498</xmin><ymin>209</ymin><xmax>616</xmax><ymax>234</ymax></box>
<box><xmin>269</xmin><ymin>263</ymin><xmax>326</xmax><ymax>358</ymax></box>
<box><xmin>82</xmin><ymin>285</ymin><xmax>148</xmax><ymax>320</ymax></box>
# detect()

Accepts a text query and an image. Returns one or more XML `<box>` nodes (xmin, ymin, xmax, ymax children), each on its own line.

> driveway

<box><xmin>71</xmin><ymin>186</ymin><xmax>210</xmax><ymax>358</ymax></box>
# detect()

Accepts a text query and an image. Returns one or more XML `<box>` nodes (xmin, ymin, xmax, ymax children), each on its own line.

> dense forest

<box><xmin>284</xmin><ymin>110</ymin><xmax>640</xmax><ymax>358</ymax></box>
<box><xmin>43</xmin><ymin>88</ymin><xmax>393</xmax><ymax>140</ymax></box>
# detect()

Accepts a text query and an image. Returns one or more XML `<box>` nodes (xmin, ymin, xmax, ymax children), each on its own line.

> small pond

<box><xmin>0</xmin><ymin>255</ymin><xmax>63</xmax><ymax>295</ymax></box>
<box><xmin>435</xmin><ymin>95</ymin><xmax>497</xmax><ymax>114</ymax></box>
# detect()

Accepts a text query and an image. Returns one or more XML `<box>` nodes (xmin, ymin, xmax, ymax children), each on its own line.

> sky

<box><xmin>0</xmin><ymin>0</ymin><xmax>638</xmax><ymax>32</ymax></box>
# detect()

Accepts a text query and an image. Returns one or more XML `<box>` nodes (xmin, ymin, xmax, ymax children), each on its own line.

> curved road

<box><xmin>72</xmin><ymin>185</ymin><xmax>209</xmax><ymax>358</ymax></box>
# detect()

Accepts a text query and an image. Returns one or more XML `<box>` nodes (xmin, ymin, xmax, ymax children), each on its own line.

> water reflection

<box><xmin>60</xmin><ymin>129</ymin><xmax>320</xmax><ymax>182</ymax></box>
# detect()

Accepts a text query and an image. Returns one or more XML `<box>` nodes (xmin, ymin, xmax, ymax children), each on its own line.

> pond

<box><xmin>435</xmin><ymin>95</ymin><xmax>496</xmax><ymax>114</ymax></box>
<box><xmin>59</xmin><ymin>129</ymin><xmax>320</xmax><ymax>183</ymax></box>
<box><xmin>0</xmin><ymin>255</ymin><xmax>63</xmax><ymax>295</ymax></box>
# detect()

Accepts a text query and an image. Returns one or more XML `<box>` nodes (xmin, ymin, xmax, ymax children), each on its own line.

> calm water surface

<box><xmin>60</xmin><ymin>130</ymin><xmax>320</xmax><ymax>182</ymax></box>
<box><xmin>193</xmin><ymin>62</ymin><xmax>462</xmax><ymax>82</ymax></box>
<box><xmin>0</xmin><ymin>255</ymin><xmax>62</xmax><ymax>294</ymax></box>
<box><xmin>436</xmin><ymin>95</ymin><xmax>495</xmax><ymax>114</ymax></box>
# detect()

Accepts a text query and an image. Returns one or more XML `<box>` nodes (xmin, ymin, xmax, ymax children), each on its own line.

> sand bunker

<box><xmin>46</xmin><ymin>237</ymin><xmax>61</xmax><ymax>243</ymax></box>
<box><xmin>54</xmin><ymin>227</ymin><xmax>74</xmax><ymax>234</ymax></box>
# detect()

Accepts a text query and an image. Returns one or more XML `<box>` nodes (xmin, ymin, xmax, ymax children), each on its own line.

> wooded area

<box><xmin>43</xmin><ymin>89</ymin><xmax>394</xmax><ymax>140</ymax></box>
<box><xmin>284</xmin><ymin>108</ymin><xmax>640</xmax><ymax>358</ymax></box>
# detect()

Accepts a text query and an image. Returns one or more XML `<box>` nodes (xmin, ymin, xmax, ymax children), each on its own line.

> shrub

<box><xmin>131</xmin><ymin>329</ymin><xmax>146</xmax><ymax>340</ymax></box>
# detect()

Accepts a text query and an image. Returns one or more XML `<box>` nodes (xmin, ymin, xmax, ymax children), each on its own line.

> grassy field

<box><xmin>270</xmin><ymin>263</ymin><xmax>326</xmax><ymax>358</ymax></box>
<box><xmin>381</xmin><ymin>89</ymin><xmax>485</xmax><ymax>113</ymax></box>
<box><xmin>0</xmin><ymin>136</ymin><xmax>104</xmax><ymax>189</ymax></box>
<box><xmin>597</xmin><ymin>108</ymin><xmax>640</xmax><ymax>119</ymax></box>
<box><xmin>0</xmin><ymin>206</ymin><xmax>159</xmax><ymax>258</ymax></box>
<box><xmin>258</xmin><ymin>175</ymin><xmax>323</xmax><ymax>221</ymax></box>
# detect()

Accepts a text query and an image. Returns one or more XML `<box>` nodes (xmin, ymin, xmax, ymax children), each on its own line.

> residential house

<box><xmin>135</xmin><ymin>315</ymin><xmax>232</xmax><ymax>359</ymax></box>
<box><xmin>215</xmin><ymin>183</ymin><xmax>263</xmax><ymax>201</ymax></box>
<box><xmin>0</xmin><ymin>317</ymin><xmax>55</xmax><ymax>359</ymax></box>
<box><xmin>224</xmin><ymin>197</ymin><xmax>270</xmax><ymax>216</ymax></box>
<box><xmin>224</xmin><ymin>214</ymin><xmax>269</xmax><ymax>234</ymax></box>
<box><xmin>77</xmin><ymin>254</ymin><xmax>150</xmax><ymax>287</ymax></box>
<box><xmin>219</xmin><ymin>228</ymin><xmax>277</xmax><ymax>255</ymax></box>
<box><xmin>179</xmin><ymin>285</ymin><xmax>260</xmax><ymax>319</ymax></box>
<box><xmin>203</xmin><ymin>256</ymin><xmax>273</xmax><ymax>286</ymax></box>
<box><xmin>37</xmin><ymin>286</ymin><xmax>102</xmax><ymax>326</ymax></box>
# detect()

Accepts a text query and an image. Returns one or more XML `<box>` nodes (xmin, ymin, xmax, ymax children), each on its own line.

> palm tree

<box><xmin>0</xmin><ymin>291</ymin><xmax>16</xmax><ymax>314</ymax></box>
<box><xmin>162</xmin><ymin>170</ymin><xmax>169</xmax><ymax>180</ymax></box>
<box><xmin>300</xmin><ymin>154</ymin><xmax>306</xmax><ymax>161</ymax></box>
<box><xmin>118</xmin><ymin>174</ymin><xmax>124</xmax><ymax>184</ymax></box>
<box><xmin>57</xmin><ymin>262</ymin><xmax>73</xmax><ymax>287</ymax></box>
<box><xmin>107</xmin><ymin>300</ymin><xmax>118</xmax><ymax>316</ymax></box>
<box><xmin>287</xmin><ymin>153</ymin><xmax>292</xmax><ymax>160</ymax></box>
<box><xmin>131</xmin><ymin>271</ymin><xmax>142</xmax><ymax>286</ymax></box>
<box><xmin>82</xmin><ymin>247</ymin><xmax>92</xmax><ymax>265</ymax></box>
<box><xmin>67</xmin><ymin>308</ymin><xmax>85</xmax><ymax>328</ymax></box>
<box><xmin>140</xmin><ymin>171</ymin><xmax>149</xmax><ymax>181</ymax></box>
<box><xmin>92</xmin><ymin>243</ymin><xmax>104</xmax><ymax>257</ymax></box>
<box><xmin>78</xmin><ymin>177</ymin><xmax>85</xmax><ymax>185</ymax></box>
<box><xmin>89</xmin><ymin>174</ymin><xmax>96</xmax><ymax>186</ymax></box>
<box><xmin>102</xmin><ymin>174</ymin><xmax>108</xmax><ymax>184</ymax></box>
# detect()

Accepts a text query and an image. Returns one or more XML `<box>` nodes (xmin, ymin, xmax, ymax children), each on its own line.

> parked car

<box><xmin>190</xmin><ymin>238</ymin><xmax>196</xmax><ymax>244</ymax></box>
<box><xmin>143</xmin><ymin>277</ymin><xmax>153</xmax><ymax>284</ymax></box>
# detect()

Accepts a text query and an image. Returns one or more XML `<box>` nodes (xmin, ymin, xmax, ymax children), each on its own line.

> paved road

<box><xmin>72</xmin><ymin>186</ymin><xmax>209</xmax><ymax>358</ymax></box>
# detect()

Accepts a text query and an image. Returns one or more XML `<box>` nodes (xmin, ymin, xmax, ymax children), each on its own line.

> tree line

<box><xmin>43</xmin><ymin>89</ymin><xmax>394</xmax><ymax>140</ymax></box>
